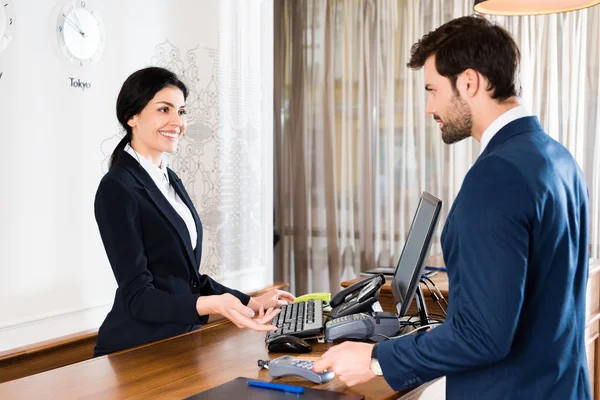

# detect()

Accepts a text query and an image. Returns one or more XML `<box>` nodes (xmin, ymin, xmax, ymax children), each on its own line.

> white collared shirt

<box><xmin>125</xmin><ymin>144</ymin><xmax>197</xmax><ymax>250</ymax></box>
<box><xmin>479</xmin><ymin>105</ymin><xmax>530</xmax><ymax>155</ymax></box>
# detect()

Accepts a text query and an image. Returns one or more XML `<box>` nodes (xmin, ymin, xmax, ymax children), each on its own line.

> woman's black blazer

<box><xmin>93</xmin><ymin>152</ymin><xmax>250</xmax><ymax>356</ymax></box>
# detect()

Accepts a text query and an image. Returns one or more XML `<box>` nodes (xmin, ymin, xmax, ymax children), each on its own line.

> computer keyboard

<box><xmin>265</xmin><ymin>299</ymin><xmax>324</xmax><ymax>343</ymax></box>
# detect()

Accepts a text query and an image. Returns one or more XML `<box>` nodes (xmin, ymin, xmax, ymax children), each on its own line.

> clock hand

<box><xmin>71</xmin><ymin>11</ymin><xmax>86</xmax><ymax>37</ymax></box>
<box><xmin>62</xmin><ymin>14</ymin><xmax>85</xmax><ymax>37</ymax></box>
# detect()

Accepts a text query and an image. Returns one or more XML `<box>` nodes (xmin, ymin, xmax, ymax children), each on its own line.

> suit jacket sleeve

<box><xmin>377</xmin><ymin>157</ymin><xmax>533</xmax><ymax>390</ymax></box>
<box><xmin>197</xmin><ymin>274</ymin><xmax>251</xmax><ymax>305</ymax></box>
<box><xmin>95</xmin><ymin>176</ymin><xmax>203</xmax><ymax>325</ymax></box>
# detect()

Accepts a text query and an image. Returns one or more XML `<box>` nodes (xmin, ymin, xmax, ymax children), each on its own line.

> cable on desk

<box><xmin>423</xmin><ymin>275</ymin><xmax>448</xmax><ymax>308</ymax></box>
<box><xmin>420</xmin><ymin>278</ymin><xmax>446</xmax><ymax>316</ymax></box>
<box><xmin>371</xmin><ymin>324</ymin><xmax>437</xmax><ymax>341</ymax></box>
<box><xmin>403</xmin><ymin>313</ymin><xmax>445</xmax><ymax>327</ymax></box>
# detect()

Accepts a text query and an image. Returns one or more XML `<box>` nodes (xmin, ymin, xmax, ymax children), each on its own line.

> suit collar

<box><xmin>479</xmin><ymin>105</ymin><xmax>530</xmax><ymax>155</ymax></box>
<box><xmin>116</xmin><ymin>151</ymin><xmax>156</xmax><ymax>189</ymax></box>
<box><xmin>116</xmin><ymin>152</ymin><xmax>201</xmax><ymax>277</ymax></box>
<box><xmin>124</xmin><ymin>144</ymin><xmax>170</xmax><ymax>187</ymax></box>
<box><xmin>479</xmin><ymin>116</ymin><xmax>543</xmax><ymax>158</ymax></box>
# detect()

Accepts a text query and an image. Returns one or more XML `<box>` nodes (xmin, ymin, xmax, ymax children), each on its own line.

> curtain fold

<box><xmin>323</xmin><ymin>2</ymin><xmax>342</xmax><ymax>293</ymax></box>
<box><xmin>587</xmin><ymin>6</ymin><xmax>600</xmax><ymax>258</ymax></box>
<box><xmin>275</xmin><ymin>0</ymin><xmax>600</xmax><ymax>295</ymax></box>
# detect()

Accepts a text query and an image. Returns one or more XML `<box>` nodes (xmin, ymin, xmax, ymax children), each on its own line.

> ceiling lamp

<box><xmin>474</xmin><ymin>0</ymin><xmax>600</xmax><ymax>16</ymax></box>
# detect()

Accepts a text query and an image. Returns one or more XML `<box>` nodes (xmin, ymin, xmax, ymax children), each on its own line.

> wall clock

<box><xmin>0</xmin><ymin>1</ymin><xmax>16</xmax><ymax>53</ymax></box>
<box><xmin>0</xmin><ymin>0</ymin><xmax>16</xmax><ymax>80</ymax></box>
<box><xmin>53</xmin><ymin>0</ymin><xmax>104</xmax><ymax>67</ymax></box>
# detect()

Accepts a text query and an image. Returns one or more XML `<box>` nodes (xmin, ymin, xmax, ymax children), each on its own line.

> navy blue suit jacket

<box><xmin>377</xmin><ymin>117</ymin><xmax>591</xmax><ymax>399</ymax></box>
<box><xmin>93</xmin><ymin>152</ymin><xmax>250</xmax><ymax>356</ymax></box>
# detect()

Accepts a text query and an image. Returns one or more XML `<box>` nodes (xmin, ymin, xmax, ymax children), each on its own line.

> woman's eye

<box><xmin>179</xmin><ymin>109</ymin><xmax>187</xmax><ymax>116</ymax></box>
<box><xmin>159</xmin><ymin>107</ymin><xmax>168</xmax><ymax>113</ymax></box>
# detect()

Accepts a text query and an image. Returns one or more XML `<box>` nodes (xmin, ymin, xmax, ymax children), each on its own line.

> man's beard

<box><xmin>436</xmin><ymin>95</ymin><xmax>473</xmax><ymax>145</ymax></box>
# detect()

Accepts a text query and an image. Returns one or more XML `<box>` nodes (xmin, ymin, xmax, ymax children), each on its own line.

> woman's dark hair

<box><xmin>110</xmin><ymin>67</ymin><xmax>189</xmax><ymax>169</ymax></box>
<box><xmin>407</xmin><ymin>15</ymin><xmax>521</xmax><ymax>101</ymax></box>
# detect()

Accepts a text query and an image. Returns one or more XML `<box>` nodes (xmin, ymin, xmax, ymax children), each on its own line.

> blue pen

<box><xmin>425</xmin><ymin>266</ymin><xmax>448</xmax><ymax>273</ymax></box>
<box><xmin>247</xmin><ymin>380</ymin><xmax>305</xmax><ymax>394</ymax></box>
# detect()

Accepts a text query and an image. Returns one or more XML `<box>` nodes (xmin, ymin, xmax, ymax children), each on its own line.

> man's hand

<box><xmin>248</xmin><ymin>289</ymin><xmax>295</xmax><ymax>310</ymax></box>
<box><xmin>313</xmin><ymin>342</ymin><xmax>377</xmax><ymax>387</ymax></box>
<box><xmin>196</xmin><ymin>294</ymin><xmax>280</xmax><ymax>332</ymax></box>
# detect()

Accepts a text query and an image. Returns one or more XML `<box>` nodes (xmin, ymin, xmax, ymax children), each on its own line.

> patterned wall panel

<box><xmin>99</xmin><ymin>7</ymin><xmax>268</xmax><ymax>282</ymax></box>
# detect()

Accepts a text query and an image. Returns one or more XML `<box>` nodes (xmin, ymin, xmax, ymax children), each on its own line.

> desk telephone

<box><xmin>328</xmin><ymin>274</ymin><xmax>385</xmax><ymax>320</ymax></box>
<box><xmin>325</xmin><ymin>275</ymin><xmax>401</xmax><ymax>342</ymax></box>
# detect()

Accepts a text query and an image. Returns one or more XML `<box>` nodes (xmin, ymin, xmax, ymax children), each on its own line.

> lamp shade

<box><xmin>474</xmin><ymin>0</ymin><xmax>600</xmax><ymax>16</ymax></box>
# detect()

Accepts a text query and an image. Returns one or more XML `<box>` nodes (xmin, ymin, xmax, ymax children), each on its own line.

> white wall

<box><xmin>0</xmin><ymin>0</ymin><xmax>272</xmax><ymax>351</ymax></box>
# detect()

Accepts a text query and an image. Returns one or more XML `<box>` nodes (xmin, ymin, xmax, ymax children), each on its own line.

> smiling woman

<box><xmin>109</xmin><ymin>67</ymin><xmax>189</xmax><ymax>169</ymax></box>
<box><xmin>93</xmin><ymin>67</ymin><xmax>294</xmax><ymax>356</ymax></box>
<box><xmin>126</xmin><ymin>86</ymin><xmax>187</xmax><ymax>165</ymax></box>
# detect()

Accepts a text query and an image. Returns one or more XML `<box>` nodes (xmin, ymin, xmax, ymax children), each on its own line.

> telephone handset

<box><xmin>328</xmin><ymin>274</ymin><xmax>385</xmax><ymax>320</ymax></box>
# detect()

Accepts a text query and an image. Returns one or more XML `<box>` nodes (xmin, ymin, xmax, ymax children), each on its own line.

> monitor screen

<box><xmin>391</xmin><ymin>191</ymin><xmax>442</xmax><ymax>317</ymax></box>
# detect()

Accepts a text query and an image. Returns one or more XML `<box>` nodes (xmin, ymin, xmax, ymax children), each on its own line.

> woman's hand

<box><xmin>248</xmin><ymin>289</ymin><xmax>296</xmax><ymax>311</ymax></box>
<box><xmin>196</xmin><ymin>294</ymin><xmax>280</xmax><ymax>331</ymax></box>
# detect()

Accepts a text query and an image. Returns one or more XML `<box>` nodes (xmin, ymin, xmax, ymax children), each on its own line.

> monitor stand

<box><xmin>415</xmin><ymin>286</ymin><xmax>429</xmax><ymax>327</ymax></box>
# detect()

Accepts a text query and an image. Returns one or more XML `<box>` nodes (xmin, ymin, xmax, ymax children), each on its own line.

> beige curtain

<box><xmin>275</xmin><ymin>0</ymin><xmax>600</xmax><ymax>295</ymax></box>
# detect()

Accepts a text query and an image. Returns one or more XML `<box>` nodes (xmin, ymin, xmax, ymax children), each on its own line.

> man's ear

<box><xmin>459</xmin><ymin>68</ymin><xmax>480</xmax><ymax>97</ymax></box>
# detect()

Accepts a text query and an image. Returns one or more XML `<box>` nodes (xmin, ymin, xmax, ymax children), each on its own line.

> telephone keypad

<box><xmin>326</xmin><ymin>313</ymin><xmax>370</xmax><ymax>327</ymax></box>
<box><xmin>268</xmin><ymin>355</ymin><xmax>335</xmax><ymax>384</ymax></box>
<box><xmin>291</xmin><ymin>359</ymin><xmax>315</xmax><ymax>369</ymax></box>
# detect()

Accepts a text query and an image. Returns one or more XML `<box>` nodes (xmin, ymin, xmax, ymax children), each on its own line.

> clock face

<box><xmin>0</xmin><ymin>0</ymin><xmax>16</xmax><ymax>53</ymax></box>
<box><xmin>56</xmin><ymin>0</ymin><xmax>104</xmax><ymax>66</ymax></box>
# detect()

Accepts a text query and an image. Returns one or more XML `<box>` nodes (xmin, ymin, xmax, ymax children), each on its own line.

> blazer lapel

<box><xmin>168</xmin><ymin>169</ymin><xmax>203</xmax><ymax>266</ymax></box>
<box><xmin>117</xmin><ymin>154</ymin><xmax>199</xmax><ymax>276</ymax></box>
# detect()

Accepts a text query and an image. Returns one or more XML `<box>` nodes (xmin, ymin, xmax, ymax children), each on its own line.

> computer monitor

<box><xmin>391</xmin><ymin>191</ymin><xmax>442</xmax><ymax>318</ymax></box>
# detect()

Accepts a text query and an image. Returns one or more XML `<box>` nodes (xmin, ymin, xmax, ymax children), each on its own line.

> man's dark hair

<box><xmin>408</xmin><ymin>15</ymin><xmax>521</xmax><ymax>101</ymax></box>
